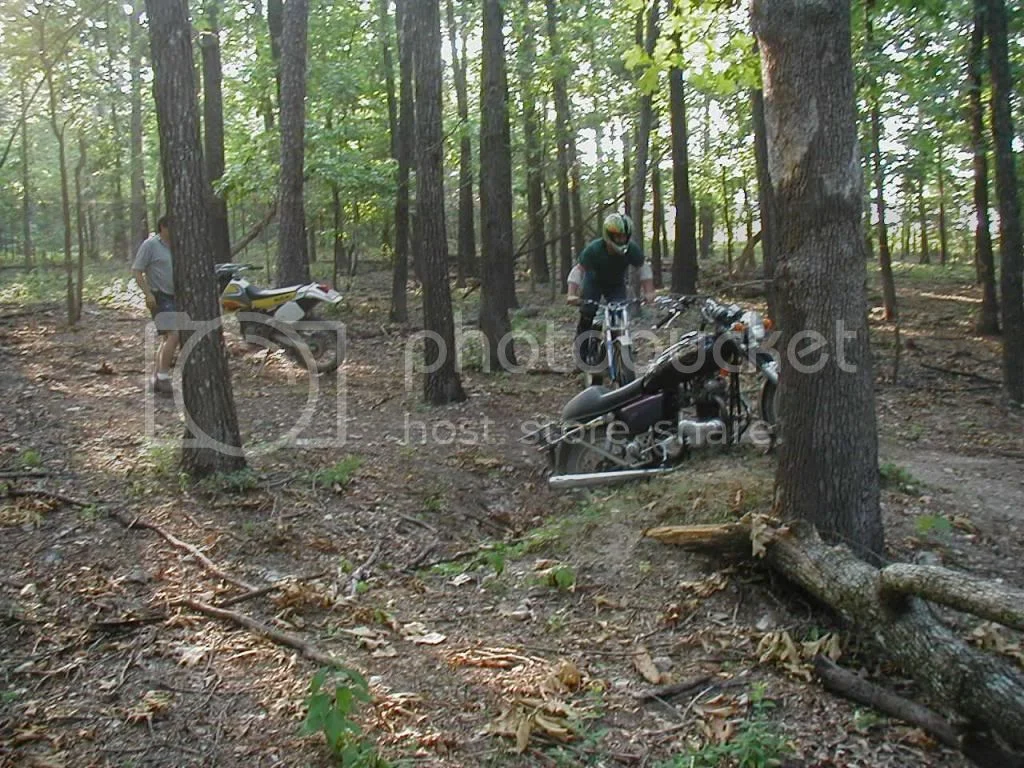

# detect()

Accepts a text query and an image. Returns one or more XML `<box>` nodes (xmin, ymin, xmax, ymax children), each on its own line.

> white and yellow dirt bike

<box><xmin>214</xmin><ymin>263</ymin><xmax>345</xmax><ymax>374</ymax></box>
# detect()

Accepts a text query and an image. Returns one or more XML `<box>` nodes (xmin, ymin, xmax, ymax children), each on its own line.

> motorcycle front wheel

<box><xmin>287</xmin><ymin>326</ymin><xmax>346</xmax><ymax>374</ymax></box>
<box><xmin>611</xmin><ymin>340</ymin><xmax>636</xmax><ymax>388</ymax></box>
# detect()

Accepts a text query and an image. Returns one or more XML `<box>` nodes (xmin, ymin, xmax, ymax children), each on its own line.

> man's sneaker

<box><xmin>152</xmin><ymin>375</ymin><xmax>173</xmax><ymax>396</ymax></box>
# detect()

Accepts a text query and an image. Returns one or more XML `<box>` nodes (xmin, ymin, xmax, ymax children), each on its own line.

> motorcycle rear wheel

<box><xmin>553</xmin><ymin>427</ymin><xmax>617</xmax><ymax>476</ymax></box>
<box><xmin>287</xmin><ymin>327</ymin><xmax>346</xmax><ymax>374</ymax></box>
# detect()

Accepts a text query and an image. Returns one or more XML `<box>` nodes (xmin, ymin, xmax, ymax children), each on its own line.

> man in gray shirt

<box><xmin>131</xmin><ymin>216</ymin><xmax>179</xmax><ymax>395</ymax></box>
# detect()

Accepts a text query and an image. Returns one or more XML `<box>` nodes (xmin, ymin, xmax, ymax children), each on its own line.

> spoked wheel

<box><xmin>288</xmin><ymin>327</ymin><xmax>346</xmax><ymax>374</ymax></box>
<box><xmin>611</xmin><ymin>341</ymin><xmax>636</xmax><ymax>388</ymax></box>
<box><xmin>581</xmin><ymin>336</ymin><xmax>605</xmax><ymax>388</ymax></box>
<box><xmin>553</xmin><ymin>426</ymin><xmax>618</xmax><ymax>476</ymax></box>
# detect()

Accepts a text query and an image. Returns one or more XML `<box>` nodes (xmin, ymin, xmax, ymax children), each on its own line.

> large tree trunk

<box><xmin>200</xmin><ymin>1</ymin><xmax>232</xmax><ymax>267</ymax></box>
<box><xmin>546</xmin><ymin>0</ymin><xmax>574</xmax><ymax>292</ymax></box>
<box><xmin>752</xmin><ymin>0</ymin><xmax>884</xmax><ymax>562</ymax></box>
<box><xmin>651</xmin><ymin>162</ymin><xmax>664</xmax><ymax>288</ymax></box>
<box><xmin>445</xmin><ymin>0</ymin><xmax>476</xmax><ymax>288</ymax></box>
<box><xmin>275</xmin><ymin>0</ymin><xmax>310</xmax><ymax>287</ymax></box>
<box><xmin>411</xmin><ymin>0</ymin><xmax>466</xmax><ymax>405</ymax></box>
<box><xmin>478</xmin><ymin>0</ymin><xmax>516</xmax><ymax>370</ymax></box>
<box><xmin>986</xmin><ymin>0</ymin><xmax>1024</xmax><ymax>402</ymax></box>
<box><xmin>146</xmin><ymin>0</ymin><xmax>246</xmax><ymax>477</ymax></box>
<box><xmin>19</xmin><ymin>82</ymin><xmax>32</xmax><ymax>270</ymax></box>
<box><xmin>390</xmin><ymin>0</ymin><xmax>412</xmax><ymax>323</ymax></box>
<box><xmin>629</xmin><ymin>0</ymin><xmax>660</xmax><ymax>267</ymax></box>
<box><xmin>865</xmin><ymin>0</ymin><xmax>897</xmax><ymax>321</ymax></box>
<box><xmin>45</xmin><ymin>70</ymin><xmax>75</xmax><ymax>324</ymax></box>
<box><xmin>752</xmin><ymin>82</ymin><xmax>777</xmax><ymax>315</ymax></box>
<box><xmin>129</xmin><ymin>0</ymin><xmax>148</xmax><ymax>256</ymax></box>
<box><xmin>970</xmin><ymin>0</ymin><xmax>999</xmax><ymax>335</ymax></box>
<box><xmin>669</xmin><ymin>17</ymin><xmax>698</xmax><ymax>295</ymax></box>
<box><xmin>517</xmin><ymin>0</ymin><xmax>548</xmax><ymax>285</ymax></box>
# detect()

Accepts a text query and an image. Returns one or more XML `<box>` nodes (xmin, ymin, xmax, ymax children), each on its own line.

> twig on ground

<box><xmin>180</xmin><ymin>598</ymin><xmax>351</xmax><ymax>670</ymax></box>
<box><xmin>215</xmin><ymin>570</ymin><xmax>330</xmax><ymax>608</ymax></box>
<box><xmin>346</xmin><ymin>542</ymin><xmax>383</xmax><ymax>597</ymax></box>
<box><xmin>919</xmin><ymin>361</ymin><xmax>1002</xmax><ymax>385</ymax></box>
<box><xmin>635</xmin><ymin>675</ymin><xmax>711</xmax><ymax>701</ymax></box>
<box><xmin>0</xmin><ymin>470</ymin><xmax>51</xmax><ymax>479</ymax></box>
<box><xmin>396</xmin><ymin>512</ymin><xmax>438</xmax><ymax>535</ymax></box>
<box><xmin>4</xmin><ymin>487</ymin><xmax>94</xmax><ymax>507</ymax></box>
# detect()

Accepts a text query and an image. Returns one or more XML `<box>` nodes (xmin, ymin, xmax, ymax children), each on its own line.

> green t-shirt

<box><xmin>578</xmin><ymin>238</ymin><xmax>644</xmax><ymax>290</ymax></box>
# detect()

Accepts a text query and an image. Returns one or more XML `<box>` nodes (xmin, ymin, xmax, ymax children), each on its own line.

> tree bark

<box><xmin>390</xmin><ymin>0</ymin><xmax>413</xmax><ymax>323</ymax></box>
<box><xmin>865</xmin><ymin>0</ymin><xmax>897</xmax><ymax>321</ymax></box>
<box><xmin>669</xmin><ymin>21</ymin><xmax>698</xmax><ymax>294</ymax></box>
<box><xmin>752</xmin><ymin>0</ymin><xmax>884</xmax><ymax>561</ymax></box>
<box><xmin>267</xmin><ymin>0</ymin><xmax>283</xmax><ymax>106</ymax></box>
<box><xmin>19</xmin><ymin>82</ymin><xmax>33</xmax><ymax>270</ymax></box>
<box><xmin>937</xmin><ymin>145</ymin><xmax>949</xmax><ymax>267</ymax></box>
<box><xmin>146</xmin><ymin>0</ymin><xmax>246</xmax><ymax>477</ymax></box>
<box><xmin>651</xmin><ymin>163</ymin><xmax>664</xmax><ymax>288</ymax></box>
<box><xmin>517</xmin><ymin>0</ymin><xmax>548</xmax><ymax>285</ymax></box>
<box><xmin>622</xmin><ymin>121</ymin><xmax>632</xmax><ymax>219</ymax></box>
<box><xmin>105</xmin><ymin>5</ymin><xmax>128</xmax><ymax>264</ymax></box>
<box><xmin>44</xmin><ymin>66</ymin><xmax>75</xmax><ymax>324</ymax></box>
<box><xmin>985</xmin><ymin>0</ymin><xmax>1024</xmax><ymax>402</ymax></box>
<box><xmin>629</xmin><ymin>0</ymin><xmax>660</xmax><ymax>270</ymax></box>
<box><xmin>380</xmin><ymin>0</ymin><xmax>398</xmax><ymax>157</ymax></box>
<box><xmin>275</xmin><ymin>0</ymin><xmax>310</xmax><ymax>287</ymax></box>
<box><xmin>411</xmin><ymin>0</ymin><xmax>466</xmax><ymax>405</ymax></box>
<box><xmin>753</xmin><ymin>85</ymin><xmax>777</xmax><ymax>316</ymax></box>
<box><xmin>200</xmin><ymin>2</ymin><xmax>232</xmax><ymax>267</ymax></box>
<box><xmin>970</xmin><ymin>0</ymin><xmax>999</xmax><ymax>335</ymax></box>
<box><xmin>445</xmin><ymin>0</ymin><xmax>476</xmax><ymax>287</ymax></box>
<box><xmin>918</xmin><ymin>175</ymin><xmax>930</xmax><ymax>264</ymax></box>
<box><xmin>75</xmin><ymin>134</ymin><xmax>86</xmax><ymax>320</ymax></box>
<box><xmin>129</xmin><ymin>0</ymin><xmax>148</xmax><ymax>256</ymax></box>
<box><xmin>479</xmin><ymin>0</ymin><xmax>516</xmax><ymax>369</ymax></box>
<box><xmin>721</xmin><ymin>169</ymin><xmax>734</xmax><ymax>275</ymax></box>
<box><xmin>698</xmin><ymin>203</ymin><xmax>714</xmax><ymax>262</ymax></box>
<box><xmin>546</xmin><ymin>0</ymin><xmax>575</xmax><ymax>292</ymax></box>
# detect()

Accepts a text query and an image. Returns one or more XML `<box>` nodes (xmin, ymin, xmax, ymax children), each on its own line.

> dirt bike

<box><xmin>578</xmin><ymin>298</ymin><xmax>642</xmax><ymax>389</ymax></box>
<box><xmin>214</xmin><ymin>263</ymin><xmax>345</xmax><ymax>374</ymax></box>
<box><xmin>527</xmin><ymin>295</ymin><xmax>778</xmax><ymax>490</ymax></box>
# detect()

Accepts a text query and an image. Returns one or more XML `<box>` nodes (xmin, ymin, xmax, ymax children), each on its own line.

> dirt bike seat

<box><xmin>561</xmin><ymin>378</ymin><xmax>645</xmax><ymax>422</ymax></box>
<box><xmin>245</xmin><ymin>285</ymin><xmax>298</xmax><ymax>300</ymax></box>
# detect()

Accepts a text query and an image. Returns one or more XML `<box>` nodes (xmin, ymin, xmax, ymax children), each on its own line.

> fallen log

<box><xmin>230</xmin><ymin>202</ymin><xmax>277</xmax><ymax>258</ymax></box>
<box><xmin>647</xmin><ymin>518</ymin><xmax>1024</xmax><ymax>757</ymax></box>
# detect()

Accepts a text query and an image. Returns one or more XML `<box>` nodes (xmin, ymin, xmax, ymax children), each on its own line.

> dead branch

<box><xmin>230</xmin><ymin>201</ymin><xmax>278</xmax><ymax>257</ymax></box>
<box><xmin>880</xmin><ymin>563</ymin><xmax>1024</xmax><ymax>632</ymax></box>
<box><xmin>648</xmin><ymin>519</ymin><xmax>1024</xmax><ymax>753</ymax></box>
<box><xmin>5</xmin><ymin>487</ymin><xmax>94</xmax><ymax>507</ymax></box>
<box><xmin>919</xmin><ymin>361</ymin><xmax>1002</xmax><ymax>385</ymax></box>
<box><xmin>180</xmin><ymin>599</ymin><xmax>351</xmax><ymax>670</ymax></box>
<box><xmin>0</xmin><ymin>470</ymin><xmax>51</xmax><ymax>479</ymax></box>
<box><xmin>643</xmin><ymin>523</ymin><xmax>751</xmax><ymax>551</ymax></box>
<box><xmin>109</xmin><ymin>511</ymin><xmax>256</xmax><ymax>593</ymax></box>
<box><xmin>634</xmin><ymin>674</ymin><xmax>711</xmax><ymax>701</ymax></box>
<box><xmin>215</xmin><ymin>570</ymin><xmax>330</xmax><ymax>609</ymax></box>
<box><xmin>814</xmin><ymin>656</ymin><xmax>1024</xmax><ymax>768</ymax></box>
<box><xmin>346</xmin><ymin>542</ymin><xmax>382</xmax><ymax>597</ymax></box>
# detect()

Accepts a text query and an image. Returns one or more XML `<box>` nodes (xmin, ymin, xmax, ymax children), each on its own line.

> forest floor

<box><xmin>1</xmin><ymin>260</ymin><xmax>1022</xmax><ymax>768</ymax></box>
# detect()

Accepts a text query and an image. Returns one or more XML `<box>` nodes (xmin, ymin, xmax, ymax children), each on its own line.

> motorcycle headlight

<box><xmin>742</xmin><ymin>311</ymin><xmax>766</xmax><ymax>343</ymax></box>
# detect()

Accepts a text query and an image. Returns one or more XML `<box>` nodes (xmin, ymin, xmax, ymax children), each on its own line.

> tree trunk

<box><xmin>411</xmin><ymin>0</ymin><xmax>466</xmax><ymax>405</ymax></box>
<box><xmin>865</xmin><ymin>0</ymin><xmax>897</xmax><ymax>321</ymax></box>
<box><xmin>332</xmin><ymin>183</ymin><xmax>346</xmax><ymax>287</ymax></box>
<box><xmin>651</xmin><ymin>163</ymin><xmax>664</xmax><ymax>288</ymax></box>
<box><xmin>478</xmin><ymin>0</ymin><xmax>516</xmax><ymax>370</ymax></box>
<box><xmin>308</xmin><ymin>215</ymin><xmax>318</xmax><ymax>264</ymax></box>
<box><xmin>669</xmin><ymin>22</ymin><xmax>698</xmax><ymax>295</ymax></box>
<box><xmin>970</xmin><ymin>0</ymin><xmax>999</xmax><ymax>335</ymax></box>
<box><xmin>986</xmin><ymin>0</ymin><xmax>1024</xmax><ymax>401</ymax></box>
<box><xmin>517</xmin><ymin>0</ymin><xmax>548</xmax><ymax>284</ymax></box>
<box><xmin>445</xmin><ymin>0</ymin><xmax>476</xmax><ymax>287</ymax></box>
<box><xmin>275</xmin><ymin>0</ymin><xmax>310</xmax><ymax>287</ymax></box>
<box><xmin>200</xmin><ymin>2</ymin><xmax>232</xmax><ymax>267</ymax></box>
<box><xmin>146</xmin><ymin>0</ymin><xmax>246</xmax><ymax>477</ymax></box>
<box><xmin>546</xmin><ymin>0</ymin><xmax>575</xmax><ymax>292</ymax></box>
<box><xmin>622</xmin><ymin>121</ymin><xmax>632</xmax><ymax>219</ymax></box>
<box><xmin>937</xmin><ymin>145</ymin><xmax>949</xmax><ymax>267</ymax></box>
<box><xmin>380</xmin><ymin>0</ymin><xmax>398</xmax><ymax>156</ymax></box>
<box><xmin>106</xmin><ymin>7</ymin><xmax>128</xmax><ymax>264</ymax></box>
<box><xmin>19</xmin><ymin>82</ymin><xmax>32</xmax><ymax>270</ymax></box>
<box><xmin>698</xmin><ymin>203</ymin><xmax>714</xmax><ymax>262</ymax></box>
<box><xmin>45</xmin><ymin>69</ymin><xmax>75</xmax><ymax>324</ymax></box>
<box><xmin>752</xmin><ymin>0</ymin><xmax>884</xmax><ymax>561</ymax></box>
<box><xmin>267</xmin><ymin>0</ymin><xmax>283</xmax><ymax>107</ymax></box>
<box><xmin>721</xmin><ymin>169</ymin><xmax>733</xmax><ymax>275</ymax></box>
<box><xmin>753</xmin><ymin>81</ymin><xmax>777</xmax><ymax>315</ymax></box>
<box><xmin>129</xmin><ymin>0</ymin><xmax>148</xmax><ymax>257</ymax></box>
<box><xmin>918</xmin><ymin>176</ymin><xmax>930</xmax><ymax>265</ymax></box>
<box><xmin>390</xmin><ymin>0</ymin><xmax>412</xmax><ymax>323</ymax></box>
<box><xmin>75</xmin><ymin>134</ymin><xmax>86</xmax><ymax>320</ymax></box>
<box><xmin>629</xmin><ymin>0</ymin><xmax>660</xmax><ymax>266</ymax></box>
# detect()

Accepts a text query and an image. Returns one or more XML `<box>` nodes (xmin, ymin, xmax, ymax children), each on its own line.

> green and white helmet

<box><xmin>603</xmin><ymin>212</ymin><xmax>633</xmax><ymax>256</ymax></box>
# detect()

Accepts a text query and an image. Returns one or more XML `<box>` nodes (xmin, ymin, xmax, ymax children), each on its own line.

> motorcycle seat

<box><xmin>246</xmin><ymin>285</ymin><xmax>298</xmax><ymax>300</ymax></box>
<box><xmin>561</xmin><ymin>378</ymin><xmax>645</xmax><ymax>422</ymax></box>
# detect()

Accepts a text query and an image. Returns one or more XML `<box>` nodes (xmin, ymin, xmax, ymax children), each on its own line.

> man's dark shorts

<box><xmin>150</xmin><ymin>291</ymin><xmax>179</xmax><ymax>334</ymax></box>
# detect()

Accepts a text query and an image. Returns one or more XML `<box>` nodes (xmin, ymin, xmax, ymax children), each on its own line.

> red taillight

<box><xmin>318</xmin><ymin>282</ymin><xmax>330</xmax><ymax>292</ymax></box>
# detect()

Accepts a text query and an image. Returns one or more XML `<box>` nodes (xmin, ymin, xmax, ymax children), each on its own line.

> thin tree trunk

<box><xmin>670</xmin><ymin>14</ymin><xmax>698</xmax><ymax>295</ymax></box>
<box><xmin>380</xmin><ymin>0</ymin><xmax>398</xmax><ymax>156</ymax></box>
<box><xmin>106</xmin><ymin>6</ymin><xmax>128</xmax><ymax>264</ymax></box>
<box><xmin>308</xmin><ymin>216</ymin><xmax>318</xmax><ymax>264</ymax></box>
<box><xmin>865</xmin><ymin>0</ymin><xmax>897</xmax><ymax>321</ymax></box>
<box><xmin>45</xmin><ymin>68</ymin><xmax>75</xmax><ymax>324</ymax></box>
<box><xmin>275</xmin><ymin>0</ymin><xmax>310</xmax><ymax>286</ymax></box>
<box><xmin>75</xmin><ymin>134</ymin><xmax>86</xmax><ymax>319</ymax></box>
<box><xmin>622</xmin><ymin>121</ymin><xmax>632</xmax><ymax>219</ymax></box>
<box><xmin>412</xmin><ymin>0</ymin><xmax>466</xmax><ymax>405</ymax></box>
<box><xmin>200</xmin><ymin>2</ymin><xmax>232</xmax><ymax>267</ymax></box>
<box><xmin>752</xmin><ymin>0</ymin><xmax>884</xmax><ymax>561</ymax></box>
<box><xmin>986</xmin><ymin>0</ymin><xmax>1024</xmax><ymax>401</ymax></box>
<box><xmin>937</xmin><ymin>145</ymin><xmax>949</xmax><ymax>267</ymax></box>
<box><xmin>479</xmin><ymin>0</ymin><xmax>516</xmax><ymax>368</ymax></box>
<box><xmin>629</xmin><ymin>0</ymin><xmax>660</xmax><ymax>266</ymax></box>
<box><xmin>267</xmin><ymin>0</ymin><xmax>283</xmax><ymax>107</ymax></box>
<box><xmin>651</xmin><ymin>162</ymin><xmax>664</xmax><ymax>288</ymax></box>
<box><xmin>390</xmin><ymin>0</ymin><xmax>412</xmax><ymax>323</ymax></box>
<box><xmin>517</xmin><ymin>0</ymin><xmax>548</xmax><ymax>284</ymax></box>
<box><xmin>129</xmin><ymin>0</ymin><xmax>148</xmax><ymax>256</ymax></box>
<box><xmin>332</xmin><ymin>183</ymin><xmax>346</xmax><ymax>286</ymax></box>
<box><xmin>445</xmin><ymin>0</ymin><xmax>476</xmax><ymax>287</ymax></box>
<box><xmin>546</xmin><ymin>0</ymin><xmax>573</xmax><ymax>292</ymax></box>
<box><xmin>721</xmin><ymin>169</ymin><xmax>733</xmax><ymax>275</ymax></box>
<box><xmin>698</xmin><ymin>203</ymin><xmax>714</xmax><ymax>262</ymax></box>
<box><xmin>970</xmin><ymin>0</ymin><xmax>999</xmax><ymax>335</ymax></box>
<box><xmin>145</xmin><ymin>0</ymin><xmax>246</xmax><ymax>477</ymax></box>
<box><xmin>19</xmin><ymin>82</ymin><xmax>32</xmax><ymax>270</ymax></box>
<box><xmin>918</xmin><ymin>176</ymin><xmax>930</xmax><ymax>264</ymax></box>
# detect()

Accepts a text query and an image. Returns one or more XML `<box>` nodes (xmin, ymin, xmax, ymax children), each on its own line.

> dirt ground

<box><xmin>1</xmin><ymin>262</ymin><xmax>1022</xmax><ymax>768</ymax></box>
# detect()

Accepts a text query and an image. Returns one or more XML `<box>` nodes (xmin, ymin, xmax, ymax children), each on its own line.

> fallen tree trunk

<box><xmin>647</xmin><ymin>519</ymin><xmax>1024</xmax><ymax>756</ymax></box>
<box><xmin>230</xmin><ymin>201</ymin><xmax>277</xmax><ymax>258</ymax></box>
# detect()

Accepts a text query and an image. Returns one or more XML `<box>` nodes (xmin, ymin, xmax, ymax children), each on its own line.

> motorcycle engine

<box><xmin>695</xmin><ymin>376</ymin><xmax>727</xmax><ymax>420</ymax></box>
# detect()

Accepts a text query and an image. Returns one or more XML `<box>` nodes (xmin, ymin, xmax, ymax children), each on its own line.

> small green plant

<box><xmin>17</xmin><ymin>449</ymin><xmax>42</xmax><ymax>468</ymax></box>
<box><xmin>915</xmin><ymin>514</ymin><xmax>953</xmax><ymax>537</ymax></box>
<box><xmin>423</xmin><ymin>493</ymin><xmax>445</xmax><ymax>513</ymax></box>
<box><xmin>199</xmin><ymin>468</ymin><xmax>260</xmax><ymax>494</ymax></box>
<box><xmin>313</xmin><ymin>456</ymin><xmax>362</xmax><ymax>491</ymax></box>
<box><xmin>879</xmin><ymin>462</ymin><xmax>920</xmax><ymax>494</ymax></box>
<box><xmin>302</xmin><ymin>667</ymin><xmax>389</xmax><ymax>767</ymax></box>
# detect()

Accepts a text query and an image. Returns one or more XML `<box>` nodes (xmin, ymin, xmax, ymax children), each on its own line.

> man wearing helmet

<box><xmin>567</xmin><ymin>212</ymin><xmax>651</xmax><ymax>369</ymax></box>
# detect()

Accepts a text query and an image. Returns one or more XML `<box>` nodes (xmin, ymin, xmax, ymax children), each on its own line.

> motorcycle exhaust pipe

<box><xmin>548</xmin><ymin>467</ymin><xmax>679</xmax><ymax>490</ymax></box>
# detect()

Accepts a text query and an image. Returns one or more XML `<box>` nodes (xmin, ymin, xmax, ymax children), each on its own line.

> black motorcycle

<box><xmin>528</xmin><ymin>296</ymin><xmax>779</xmax><ymax>490</ymax></box>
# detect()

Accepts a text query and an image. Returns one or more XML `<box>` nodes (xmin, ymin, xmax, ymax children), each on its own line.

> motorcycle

<box><xmin>527</xmin><ymin>295</ymin><xmax>779</xmax><ymax>490</ymax></box>
<box><xmin>214</xmin><ymin>263</ymin><xmax>345</xmax><ymax>374</ymax></box>
<box><xmin>578</xmin><ymin>298</ymin><xmax>643</xmax><ymax>389</ymax></box>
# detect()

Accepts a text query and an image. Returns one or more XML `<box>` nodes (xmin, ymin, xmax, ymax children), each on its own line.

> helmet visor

<box><xmin>609</xmin><ymin>231</ymin><xmax>629</xmax><ymax>246</ymax></box>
